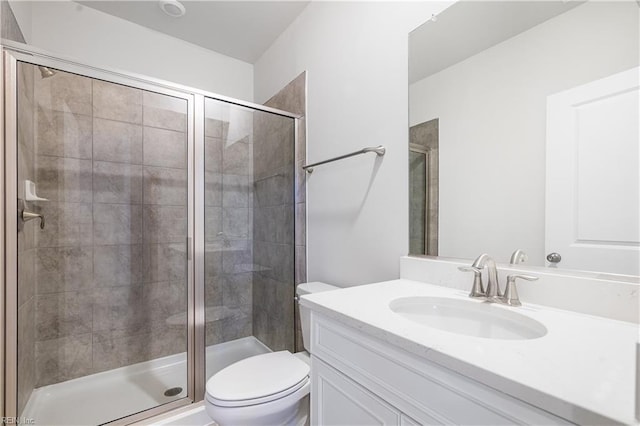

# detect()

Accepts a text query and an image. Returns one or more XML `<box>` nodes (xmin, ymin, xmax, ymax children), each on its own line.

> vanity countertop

<box><xmin>300</xmin><ymin>279</ymin><xmax>638</xmax><ymax>425</ymax></box>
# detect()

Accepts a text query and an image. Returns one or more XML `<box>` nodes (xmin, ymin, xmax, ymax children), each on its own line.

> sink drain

<box><xmin>164</xmin><ymin>387</ymin><xmax>183</xmax><ymax>397</ymax></box>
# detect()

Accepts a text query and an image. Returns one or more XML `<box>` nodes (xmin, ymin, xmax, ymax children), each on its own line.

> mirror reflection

<box><xmin>408</xmin><ymin>1</ymin><xmax>639</xmax><ymax>276</ymax></box>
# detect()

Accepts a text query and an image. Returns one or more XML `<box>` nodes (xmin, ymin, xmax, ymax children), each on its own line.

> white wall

<box><xmin>255</xmin><ymin>1</ymin><xmax>452</xmax><ymax>286</ymax></box>
<box><xmin>410</xmin><ymin>1</ymin><xmax>638</xmax><ymax>265</ymax></box>
<box><xmin>20</xmin><ymin>1</ymin><xmax>253</xmax><ymax>100</ymax></box>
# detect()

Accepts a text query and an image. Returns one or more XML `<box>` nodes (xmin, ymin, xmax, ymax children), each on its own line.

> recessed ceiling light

<box><xmin>159</xmin><ymin>0</ymin><xmax>186</xmax><ymax>18</ymax></box>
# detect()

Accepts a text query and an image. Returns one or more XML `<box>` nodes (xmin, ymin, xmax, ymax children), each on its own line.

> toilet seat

<box><xmin>205</xmin><ymin>377</ymin><xmax>311</xmax><ymax>426</ymax></box>
<box><xmin>206</xmin><ymin>351</ymin><xmax>310</xmax><ymax>408</ymax></box>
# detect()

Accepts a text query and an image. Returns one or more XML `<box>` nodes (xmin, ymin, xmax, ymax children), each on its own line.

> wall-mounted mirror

<box><xmin>408</xmin><ymin>1</ymin><xmax>639</xmax><ymax>276</ymax></box>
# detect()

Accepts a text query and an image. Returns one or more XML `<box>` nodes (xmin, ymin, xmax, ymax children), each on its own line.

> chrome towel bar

<box><xmin>302</xmin><ymin>145</ymin><xmax>386</xmax><ymax>173</ymax></box>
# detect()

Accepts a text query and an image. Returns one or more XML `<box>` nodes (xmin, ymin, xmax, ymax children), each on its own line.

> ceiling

<box><xmin>409</xmin><ymin>1</ymin><xmax>583</xmax><ymax>84</ymax></box>
<box><xmin>76</xmin><ymin>1</ymin><xmax>310</xmax><ymax>64</ymax></box>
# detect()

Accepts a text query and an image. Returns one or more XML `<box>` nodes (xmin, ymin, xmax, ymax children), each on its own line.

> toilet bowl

<box><xmin>205</xmin><ymin>282</ymin><xmax>338</xmax><ymax>426</ymax></box>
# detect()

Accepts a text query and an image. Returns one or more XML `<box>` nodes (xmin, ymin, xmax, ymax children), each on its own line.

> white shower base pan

<box><xmin>23</xmin><ymin>336</ymin><xmax>270</xmax><ymax>426</ymax></box>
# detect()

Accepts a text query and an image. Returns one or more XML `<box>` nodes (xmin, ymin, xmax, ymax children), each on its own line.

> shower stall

<box><xmin>2</xmin><ymin>44</ymin><xmax>300</xmax><ymax>425</ymax></box>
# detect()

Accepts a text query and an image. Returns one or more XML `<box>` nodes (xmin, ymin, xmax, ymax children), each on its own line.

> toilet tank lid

<box><xmin>296</xmin><ymin>282</ymin><xmax>339</xmax><ymax>296</ymax></box>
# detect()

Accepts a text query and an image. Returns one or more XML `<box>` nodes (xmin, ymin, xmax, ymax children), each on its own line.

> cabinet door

<box><xmin>312</xmin><ymin>357</ymin><xmax>401</xmax><ymax>426</ymax></box>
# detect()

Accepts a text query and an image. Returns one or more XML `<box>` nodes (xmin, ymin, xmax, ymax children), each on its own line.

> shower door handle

<box><xmin>20</xmin><ymin>207</ymin><xmax>45</xmax><ymax>229</ymax></box>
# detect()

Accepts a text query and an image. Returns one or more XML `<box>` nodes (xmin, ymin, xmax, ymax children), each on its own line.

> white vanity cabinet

<box><xmin>310</xmin><ymin>313</ymin><xmax>573</xmax><ymax>426</ymax></box>
<box><xmin>313</xmin><ymin>357</ymin><xmax>401</xmax><ymax>425</ymax></box>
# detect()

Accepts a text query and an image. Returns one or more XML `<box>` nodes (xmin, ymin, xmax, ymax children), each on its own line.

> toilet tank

<box><xmin>296</xmin><ymin>282</ymin><xmax>339</xmax><ymax>352</ymax></box>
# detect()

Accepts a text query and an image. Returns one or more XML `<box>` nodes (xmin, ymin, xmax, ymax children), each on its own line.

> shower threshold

<box><xmin>22</xmin><ymin>336</ymin><xmax>271</xmax><ymax>426</ymax></box>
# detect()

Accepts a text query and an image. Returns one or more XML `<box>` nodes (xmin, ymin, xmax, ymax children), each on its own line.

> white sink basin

<box><xmin>389</xmin><ymin>297</ymin><xmax>547</xmax><ymax>340</ymax></box>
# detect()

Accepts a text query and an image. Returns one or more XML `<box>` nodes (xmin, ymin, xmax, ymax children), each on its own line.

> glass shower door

<box><xmin>202</xmin><ymin>97</ymin><xmax>296</xmax><ymax>382</ymax></box>
<box><xmin>9</xmin><ymin>58</ymin><xmax>193</xmax><ymax>425</ymax></box>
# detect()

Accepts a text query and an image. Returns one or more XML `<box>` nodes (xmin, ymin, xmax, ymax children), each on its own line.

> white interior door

<box><xmin>546</xmin><ymin>67</ymin><xmax>639</xmax><ymax>275</ymax></box>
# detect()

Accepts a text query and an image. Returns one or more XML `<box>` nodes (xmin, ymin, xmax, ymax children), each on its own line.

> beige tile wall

<box><xmin>1</xmin><ymin>1</ymin><xmax>26</xmax><ymax>43</ymax></box>
<box><xmin>253</xmin><ymin>72</ymin><xmax>306</xmax><ymax>352</ymax></box>
<box><xmin>27</xmin><ymin>67</ymin><xmax>189</xmax><ymax>388</ymax></box>
<box><xmin>409</xmin><ymin>118</ymin><xmax>439</xmax><ymax>256</ymax></box>
<box><xmin>204</xmin><ymin>100</ymin><xmax>255</xmax><ymax>348</ymax></box>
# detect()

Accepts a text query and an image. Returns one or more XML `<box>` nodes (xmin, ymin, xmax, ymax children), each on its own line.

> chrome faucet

<box><xmin>471</xmin><ymin>253</ymin><xmax>502</xmax><ymax>300</ymax></box>
<box><xmin>460</xmin><ymin>253</ymin><xmax>539</xmax><ymax>306</ymax></box>
<box><xmin>509</xmin><ymin>249</ymin><xmax>527</xmax><ymax>265</ymax></box>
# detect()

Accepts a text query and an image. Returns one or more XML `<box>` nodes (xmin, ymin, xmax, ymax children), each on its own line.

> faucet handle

<box><xmin>502</xmin><ymin>274</ymin><xmax>538</xmax><ymax>306</ymax></box>
<box><xmin>508</xmin><ymin>274</ymin><xmax>539</xmax><ymax>282</ymax></box>
<box><xmin>458</xmin><ymin>266</ymin><xmax>485</xmax><ymax>298</ymax></box>
<box><xmin>21</xmin><ymin>209</ymin><xmax>45</xmax><ymax>229</ymax></box>
<box><xmin>458</xmin><ymin>266</ymin><xmax>481</xmax><ymax>273</ymax></box>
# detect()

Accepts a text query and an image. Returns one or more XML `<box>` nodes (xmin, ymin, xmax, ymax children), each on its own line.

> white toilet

<box><xmin>205</xmin><ymin>282</ymin><xmax>338</xmax><ymax>426</ymax></box>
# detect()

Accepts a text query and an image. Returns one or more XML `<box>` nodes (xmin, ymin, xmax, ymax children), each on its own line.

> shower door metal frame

<box><xmin>2</xmin><ymin>40</ymin><xmax>302</xmax><ymax>425</ymax></box>
<box><xmin>0</xmin><ymin>43</ymin><xmax>7</xmax><ymax>422</ymax></box>
<box><xmin>409</xmin><ymin>144</ymin><xmax>430</xmax><ymax>255</ymax></box>
<box><xmin>2</xmin><ymin>47</ymin><xmax>198</xmax><ymax>425</ymax></box>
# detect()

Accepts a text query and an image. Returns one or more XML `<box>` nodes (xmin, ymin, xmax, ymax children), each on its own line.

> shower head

<box><xmin>38</xmin><ymin>66</ymin><xmax>56</xmax><ymax>79</ymax></box>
